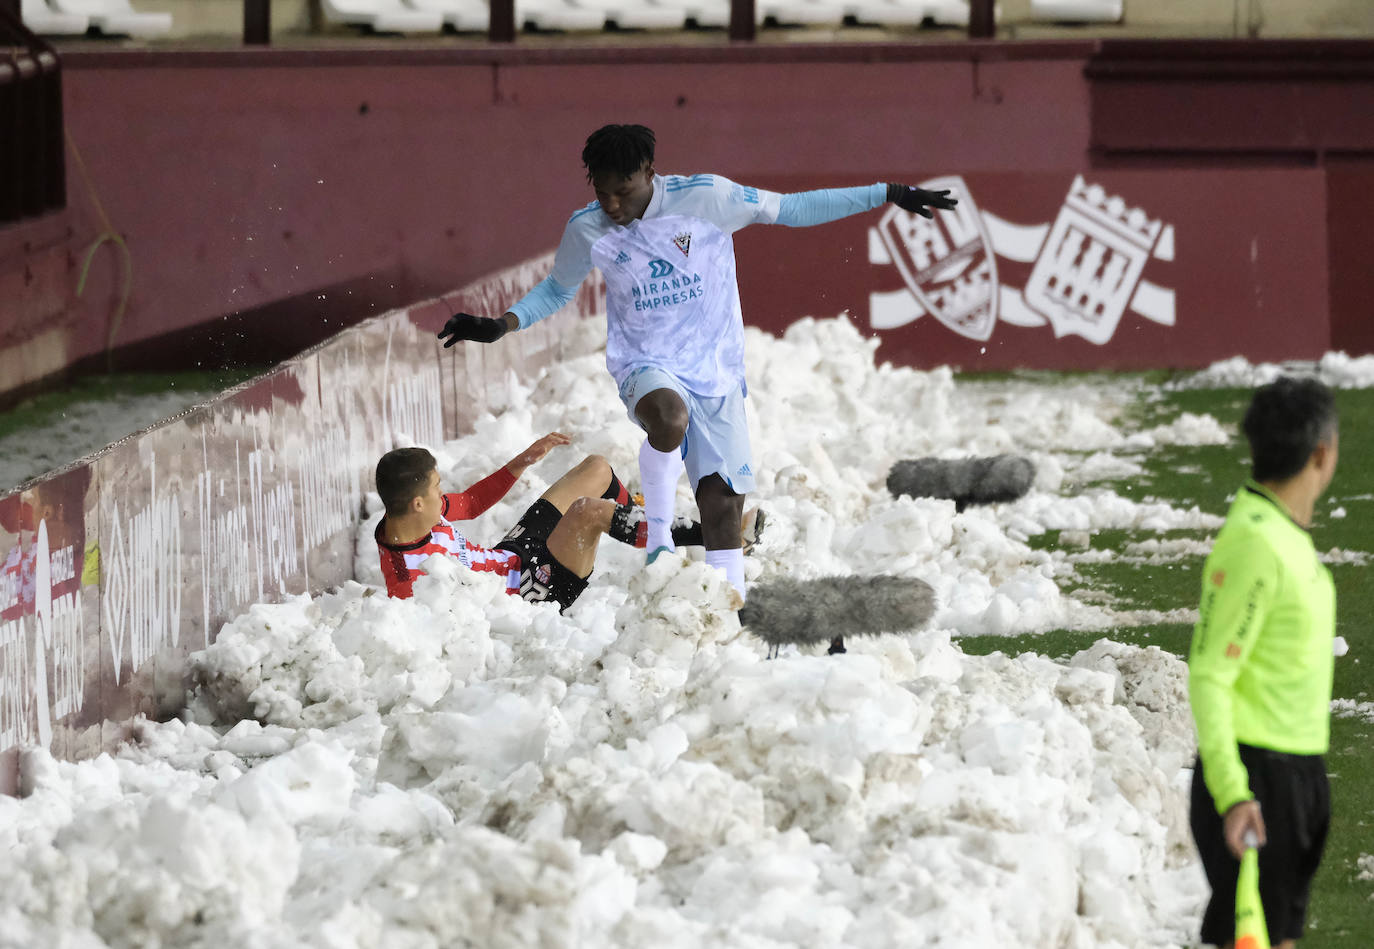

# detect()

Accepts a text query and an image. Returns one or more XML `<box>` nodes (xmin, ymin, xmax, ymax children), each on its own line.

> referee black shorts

<box><xmin>1190</xmin><ymin>744</ymin><xmax>1330</xmax><ymax>946</ymax></box>
<box><xmin>494</xmin><ymin>499</ymin><xmax>589</xmax><ymax>613</ymax></box>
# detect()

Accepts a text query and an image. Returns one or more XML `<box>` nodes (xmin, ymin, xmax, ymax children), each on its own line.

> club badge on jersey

<box><xmin>519</xmin><ymin>562</ymin><xmax>553</xmax><ymax>603</ymax></box>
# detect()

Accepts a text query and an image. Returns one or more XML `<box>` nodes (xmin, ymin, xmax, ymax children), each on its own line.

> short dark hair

<box><xmin>1242</xmin><ymin>376</ymin><xmax>1337</xmax><ymax>482</ymax></box>
<box><xmin>376</xmin><ymin>447</ymin><xmax>436</xmax><ymax>517</ymax></box>
<box><xmin>582</xmin><ymin>124</ymin><xmax>655</xmax><ymax>183</ymax></box>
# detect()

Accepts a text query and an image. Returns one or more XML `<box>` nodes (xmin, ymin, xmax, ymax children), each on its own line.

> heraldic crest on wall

<box><xmin>869</xmin><ymin>175</ymin><xmax>1176</xmax><ymax>345</ymax></box>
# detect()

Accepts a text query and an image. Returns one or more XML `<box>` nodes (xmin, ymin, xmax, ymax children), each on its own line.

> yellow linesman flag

<box><xmin>1235</xmin><ymin>843</ymin><xmax>1271</xmax><ymax>949</ymax></box>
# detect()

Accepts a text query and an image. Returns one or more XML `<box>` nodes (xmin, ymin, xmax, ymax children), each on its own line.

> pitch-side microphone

<box><xmin>739</xmin><ymin>575</ymin><xmax>936</xmax><ymax>657</ymax></box>
<box><xmin>886</xmin><ymin>455</ymin><xmax>1034</xmax><ymax>512</ymax></box>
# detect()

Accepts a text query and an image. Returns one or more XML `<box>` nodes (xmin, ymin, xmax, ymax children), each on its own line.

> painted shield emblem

<box><xmin>875</xmin><ymin>175</ymin><xmax>998</xmax><ymax>342</ymax></box>
<box><xmin>1022</xmin><ymin>175</ymin><xmax>1164</xmax><ymax>346</ymax></box>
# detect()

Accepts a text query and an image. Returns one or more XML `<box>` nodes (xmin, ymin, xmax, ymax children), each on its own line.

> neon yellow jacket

<box><xmin>1189</xmin><ymin>481</ymin><xmax>1336</xmax><ymax>815</ymax></box>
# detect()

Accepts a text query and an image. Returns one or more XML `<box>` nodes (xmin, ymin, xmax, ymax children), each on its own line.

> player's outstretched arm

<box><xmin>440</xmin><ymin>205</ymin><xmax>595</xmax><ymax>349</ymax></box>
<box><xmin>466</xmin><ymin>220</ymin><xmax>594</xmax><ymax>345</ymax></box>
<box><xmin>438</xmin><ymin>311</ymin><xmax>519</xmax><ymax>348</ymax></box>
<box><xmin>886</xmin><ymin>183</ymin><xmax>958</xmax><ymax>219</ymax></box>
<box><xmin>444</xmin><ymin>431</ymin><xmax>571</xmax><ymax>521</ymax></box>
<box><xmin>766</xmin><ymin>181</ymin><xmax>958</xmax><ymax>230</ymax></box>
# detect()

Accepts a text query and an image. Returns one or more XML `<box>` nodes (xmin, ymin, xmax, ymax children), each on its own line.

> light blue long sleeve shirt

<box><xmin>508</xmin><ymin>181</ymin><xmax>886</xmax><ymax>331</ymax></box>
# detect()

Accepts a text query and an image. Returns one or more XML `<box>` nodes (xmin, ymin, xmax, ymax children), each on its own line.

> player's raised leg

<box><xmin>543</xmin><ymin>496</ymin><xmax>617</xmax><ymax>578</ymax></box>
<box><xmin>631</xmin><ymin>385</ymin><xmax>688</xmax><ymax>563</ymax></box>
<box><xmin>533</xmin><ymin>450</ymin><xmax>751</xmax><ymax>557</ymax></box>
<box><xmin>538</xmin><ymin>454</ymin><xmax>625</xmax><ymax>513</ymax></box>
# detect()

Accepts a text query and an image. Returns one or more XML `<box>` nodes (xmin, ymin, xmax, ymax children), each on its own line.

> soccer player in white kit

<box><xmin>439</xmin><ymin>124</ymin><xmax>957</xmax><ymax>606</ymax></box>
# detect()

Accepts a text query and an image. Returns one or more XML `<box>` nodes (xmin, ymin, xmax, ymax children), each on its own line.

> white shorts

<box><xmin>617</xmin><ymin>366</ymin><xmax>756</xmax><ymax>495</ymax></box>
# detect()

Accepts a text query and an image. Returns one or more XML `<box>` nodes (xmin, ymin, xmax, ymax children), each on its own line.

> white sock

<box><xmin>639</xmin><ymin>440</ymin><xmax>683</xmax><ymax>552</ymax></box>
<box><xmin>705</xmin><ymin>547</ymin><xmax>746</xmax><ymax>601</ymax></box>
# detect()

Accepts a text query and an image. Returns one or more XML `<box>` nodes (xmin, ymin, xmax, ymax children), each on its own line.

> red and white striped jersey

<box><xmin>376</xmin><ymin>467</ymin><xmax>522</xmax><ymax>600</ymax></box>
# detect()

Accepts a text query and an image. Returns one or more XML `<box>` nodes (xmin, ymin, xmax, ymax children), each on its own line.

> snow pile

<box><xmin>1331</xmin><ymin>699</ymin><xmax>1374</xmax><ymax>724</ymax></box>
<box><xmin>4</xmin><ymin>563</ymin><xmax>1203</xmax><ymax>948</ymax></box>
<box><xmin>1178</xmin><ymin>352</ymin><xmax>1374</xmax><ymax>390</ymax></box>
<box><xmin>2</xmin><ymin>316</ymin><xmax>1237</xmax><ymax>949</ymax></box>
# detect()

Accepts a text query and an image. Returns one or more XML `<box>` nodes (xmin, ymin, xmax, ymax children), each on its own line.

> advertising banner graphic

<box><xmin>870</xmin><ymin>174</ymin><xmax>1174</xmax><ymax>346</ymax></box>
<box><xmin>737</xmin><ymin>169</ymin><xmax>1327</xmax><ymax>370</ymax></box>
<box><xmin>0</xmin><ymin>468</ymin><xmax>102</xmax><ymax>781</ymax></box>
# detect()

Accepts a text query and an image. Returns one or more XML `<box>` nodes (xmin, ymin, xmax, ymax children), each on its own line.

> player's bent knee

<box><xmin>646</xmin><ymin>418</ymin><xmax>687</xmax><ymax>446</ymax></box>
<box><xmin>637</xmin><ymin>391</ymin><xmax>689</xmax><ymax>443</ymax></box>
<box><xmin>663</xmin><ymin>408</ymin><xmax>689</xmax><ymax>439</ymax></box>
<box><xmin>574</xmin><ymin>454</ymin><xmax>611</xmax><ymax>480</ymax></box>
<box><xmin>563</xmin><ymin>495</ymin><xmax>610</xmax><ymax>530</ymax></box>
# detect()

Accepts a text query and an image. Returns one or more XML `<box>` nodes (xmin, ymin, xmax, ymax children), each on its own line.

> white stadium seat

<box><xmin>48</xmin><ymin>0</ymin><xmax>171</xmax><ymax>36</ymax></box>
<box><xmin>760</xmin><ymin>0</ymin><xmax>846</xmax><ymax>25</ymax></box>
<box><xmin>1030</xmin><ymin>0</ymin><xmax>1120</xmax><ymax>22</ymax></box>
<box><xmin>656</xmin><ymin>0</ymin><xmax>843</xmax><ymax>28</ymax></box>
<box><xmin>849</xmin><ymin>0</ymin><xmax>970</xmax><ymax>27</ymax></box>
<box><xmin>320</xmin><ymin>0</ymin><xmax>444</xmax><ymax>32</ymax></box>
<box><xmin>402</xmin><ymin>0</ymin><xmax>489</xmax><ymax>30</ymax></box>
<box><xmin>665</xmin><ymin>0</ymin><xmax>729</xmax><ymax>28</ymax></box>
<box><xmin>843</xmin><ymin>0</ymin><xmax>927</xmax><ymax>27</ymax></box>
<box><xmin>923</xmin><ymin>0</ymin><xmax>969</xmax><ymax>25</ymax></box>
<box><xmin>569</xmin><ymin>0</ymin><xmax>685</xmax><ymax>29</ymax></box>
<box><xmin>20</xmin><ymin>0</ymin><xmax>89</xmax><ymax>34</ymax></box>
<box><xmin>517</xmin><ymin>0</ymin><xmax>608</xmax><ymax>31</ymax></box>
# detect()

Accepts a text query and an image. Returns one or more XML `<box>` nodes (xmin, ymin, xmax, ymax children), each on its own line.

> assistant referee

<box><xmin>1189</xmin><ymin>376</ymin><xmax>1340</xmax><ymax>949</ymax></box>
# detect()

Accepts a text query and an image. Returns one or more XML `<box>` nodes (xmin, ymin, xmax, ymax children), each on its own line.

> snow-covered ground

<box><xmin>7</xmin><ymin>319</ymin><xmax>1369</xmax><ymax>949</ymax></box>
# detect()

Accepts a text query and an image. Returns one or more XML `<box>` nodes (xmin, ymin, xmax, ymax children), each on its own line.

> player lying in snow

<box><xmin>374</xmin><ymin>433</ymin><xmax>762</xmax><ymax>611</ymax></box>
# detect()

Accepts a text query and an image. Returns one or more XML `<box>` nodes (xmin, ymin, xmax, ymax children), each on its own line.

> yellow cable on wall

<box><xmin>66</xmin><ymin>129</ymin><xmax>133</xmax><ymax>371</ymax></box>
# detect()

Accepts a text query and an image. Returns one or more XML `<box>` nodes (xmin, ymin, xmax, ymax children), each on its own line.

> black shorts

<box><xmin>494</xmin><ymin>499</ymin><xmax>588</xmax><ymax>613</ymax></box>
<box><xmin>1190</xmin><ymin>744</ymin><xmax>1330</xmax><ymax>946</ymax></box>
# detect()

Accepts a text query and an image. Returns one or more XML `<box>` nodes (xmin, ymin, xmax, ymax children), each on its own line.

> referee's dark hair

<box><xmin>376</xmin><ymin>447</ymin><xmax>437</xmax><ymax>517</ymax></box>
<box><xmin>582</xmin><ymin>125</ymin><xmax>656</xmax><ymax>182</ymax></box>
<box><xmin>1243</xmin><ymin>376</ymin><xmax>1338</xmax><ymax>483</ymax></box>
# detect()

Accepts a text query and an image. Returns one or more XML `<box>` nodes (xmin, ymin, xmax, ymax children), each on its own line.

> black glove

<box><xmin>887</xmin><ymin>183</ymin><xmax>958</xmax><ymax>219</ymax></box>
<box><xmin>438</xmin><ymin>312</ymin><xmax>508</xmax><ymax>347</ymax></box>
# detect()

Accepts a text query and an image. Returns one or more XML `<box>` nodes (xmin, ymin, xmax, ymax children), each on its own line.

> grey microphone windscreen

<box><xmin>740</xmin><ymin>575</ymin><xmax>936</xmax><ymax>647</ymax></box>
<box><xmin>887</xmin><ymin>455</ymin><xmax>1034</xmax><ymax>509</ymax></box>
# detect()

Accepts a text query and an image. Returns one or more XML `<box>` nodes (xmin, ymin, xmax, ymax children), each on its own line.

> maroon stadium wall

<box><xmin>3</xmin><ymin>40</ymin><xmax>1373</xmax><ymax>403</ymax></box>
<box><xmin>0</xmin><ymin>255</ymin><xmax>602</xmax><ymax>795</ymax></box>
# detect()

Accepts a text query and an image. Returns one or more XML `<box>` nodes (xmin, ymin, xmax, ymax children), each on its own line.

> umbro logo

<box><xmin>648</xmin><ymin>258</ymin><xmax>675</xmax><ymax>279</ymax></box>
<box><xmin>673</xmin><ymin>232</ymin><xmax>692</xmax><ymax>257</ymax></box>
<box><xmin>615</xmin><ymin>251</ymin><xmax>631</xmax><ymax>265</ymax></box>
